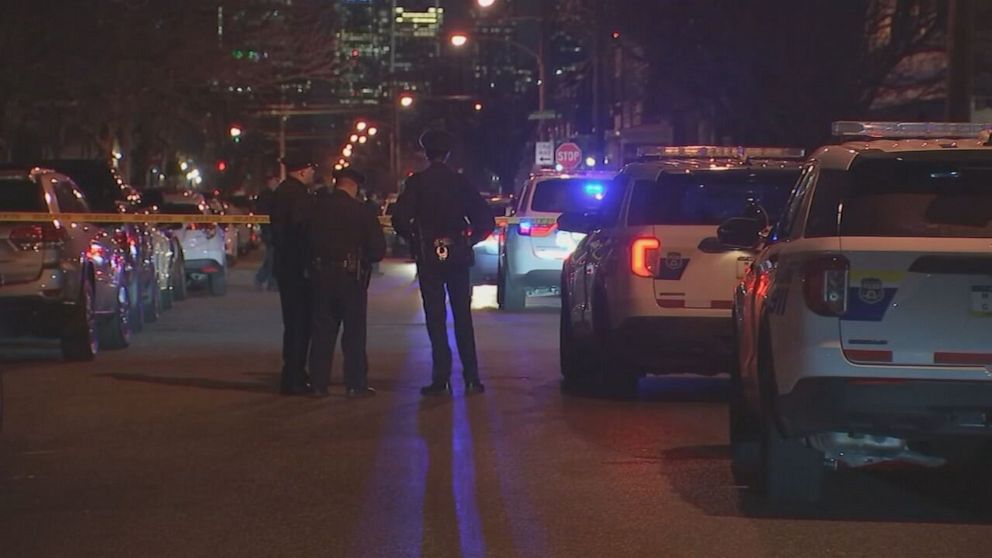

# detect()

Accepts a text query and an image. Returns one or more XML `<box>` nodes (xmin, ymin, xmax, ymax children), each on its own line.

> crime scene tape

<box><xmin>0</xmin><ymin>212</ymin><xmax>559</xmax><ymax>227</ymax></box>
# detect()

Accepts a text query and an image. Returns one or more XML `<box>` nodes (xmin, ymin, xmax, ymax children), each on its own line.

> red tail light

<box><xmin>9</xmin><ymin>223</ymin><xmax>66</xmax><ymax>249</ymax></box>
<box><xmin>518</xmin><ymin>220</ymin><xmax>555</xmax><ymax>237</ymax></box>
<box><xmin>803</xmin><ymin>255</ymin><xmax>849</xmax><ymax>316</ymax></box>
<box><xmin>631</xmin><ymin>237</ymin><xmax>661</xmax><ymax>278</ymax></box>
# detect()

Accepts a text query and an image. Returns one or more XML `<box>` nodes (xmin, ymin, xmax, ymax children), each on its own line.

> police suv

<box><xmin>498</xmin><ymin>171</ymin><xmax>614</xmax><ymax>310</ymax></box>
<box><xmin>558</xmin><ymin>147</ymin><xmax>804</xmax><ymax>395</ymax></box>
<box><xmin>722</xmin><ymin>122</ymin><xmax>992</xmax><ymax>502</ymax></box>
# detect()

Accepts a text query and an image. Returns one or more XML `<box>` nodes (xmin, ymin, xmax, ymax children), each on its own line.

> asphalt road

<box><xmin>2</xmin><ymin>255</ymin><xmax>992</xmax><ymax>557</ymax></box>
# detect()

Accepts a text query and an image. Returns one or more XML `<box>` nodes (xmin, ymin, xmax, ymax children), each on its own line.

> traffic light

<box><xmin>216</xmin><ymin>160</ymin><xmax>228</xmax><ymax>172</ymax></box>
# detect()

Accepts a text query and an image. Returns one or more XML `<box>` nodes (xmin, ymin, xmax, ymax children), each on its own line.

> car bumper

<box><xmin>778</xmin><ymin>377</ymin><xmax>992</xmax><ymax>439</ymax></box>
<box><xmin>614</xmin><ymin>316</ymin><xmax>734</xmax><ymax>374</ymax></box>
<box><xmin>184</xmin><ymin>258</ymin><xmax>225</xmax><ymax>274</ymax></box>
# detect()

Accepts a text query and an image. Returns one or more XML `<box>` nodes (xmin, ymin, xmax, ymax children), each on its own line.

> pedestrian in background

<box><xmin>271</xmin><ymin>154</ymin><xmax>317</xmax><ymax>395</ymax></box>
<box><xmin>392</xmin><ymin>130</ymin><xmax>495</xmax><ymax>396</ymax></box>
<box><xmin>307</xmin><ymin>168</ymin><xmax>386</xmax><ymax>398</ymax></box>
<box><xmin>254</xmin><ymin>174</ymin><xmax>280</xmax><ymax>291</ymax></box>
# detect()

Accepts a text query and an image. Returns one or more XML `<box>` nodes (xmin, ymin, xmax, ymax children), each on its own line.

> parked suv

<box><xmin>162</xmin><ymin>193</ymin><xmax>228</xmax><ymax>295</ymax></box>
<box><xmin>724</xmin><ymin>122</ymin><xmax>992</xmax><ymax>502</ymax></box>
<box><xmin>499</xmin><ymin>171</ymin><xmax>615</xmax><ymax>310</ymax></box>
<box><xmin>0</xmin><ymin>167</ymin><xmax>132</xmax><ymax>359</ymax></box>
<box><xmin>558</xmin><ymin>147</ymin><xmax>804</xmax><ymax>396</ymax></box>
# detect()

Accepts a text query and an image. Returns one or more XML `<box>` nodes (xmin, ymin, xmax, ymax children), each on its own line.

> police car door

<box><xmin>836</xmin><ymin>156</ymin><xmax>992</xmax><ymax>367</ymax></box>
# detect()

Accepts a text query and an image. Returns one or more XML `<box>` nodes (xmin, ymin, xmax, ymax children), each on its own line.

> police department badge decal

<box><xmin>859</xmin><ymin>278</ymin><xmax>884</xmax><ymax>304</ymax></box>
<box><xmin>665</xmin><ymin>252</ymin><xmax>683</xmax><ymax>271</ymax></box>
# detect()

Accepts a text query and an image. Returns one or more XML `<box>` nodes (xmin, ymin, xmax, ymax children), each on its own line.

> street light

<box><xmin>229</xmin><ymin>125</ymin><xmax>243</xmax><ymax>139</ymax></box>
<box><xmin>449</xmin><ymin>33</ymin><xmax>469</xmax><ymax>48</ymax></box>
<box><xmin>399</xmin><ymin>93</ymin><xmax>415</xmax><ymax>108</ymax></box>
<box><xmin>474</xmin><ymin>102</ymin><xmax>484</xmax><ymax>112</ymax></box>
<box><xmin>477</xmin><ymin>0</ymin><xmax>496</xmax><ymax>7</ymax></box>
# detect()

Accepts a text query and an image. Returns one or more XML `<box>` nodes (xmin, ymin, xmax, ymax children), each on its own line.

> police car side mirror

<box><xmin>717</xmin><ymin>217</ymin><xmax>763</xmax><ymax>249</ymax></box>
<box><xmin>558</xmin><ymin>211</ymin><xmax>598</xmax><ymax>234</ymax></box>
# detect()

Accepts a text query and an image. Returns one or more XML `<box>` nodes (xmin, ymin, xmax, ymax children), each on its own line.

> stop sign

<box><xmin>555</xmin><ymin>142</ymin><xmax>582</xmax><ymax>171</ymax></box>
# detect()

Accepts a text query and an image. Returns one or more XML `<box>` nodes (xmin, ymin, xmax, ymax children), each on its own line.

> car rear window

<box><xmin>626</xmin><ymin>170</ymin><xmax>799</xmax><ymax>226</ymax></box>
<box><xmin>530</xmin><ymin>178</ymin><xmax>609</xmax><ymax>213</ymax></box>
<box><xmin>808</xmin><ymin>158</ymin><xmax>992</xmax><ymax>238</ymax></box>
<box><xmin>0</xmin><ymin>178</ymin><xmax>46</xmax><ymax>211</ymax></box>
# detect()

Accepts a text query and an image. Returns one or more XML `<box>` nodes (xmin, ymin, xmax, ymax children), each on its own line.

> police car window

<box><xmin>530</xmin><ymin>178</ymin><xmax>609</xmax><ymax>213</ymax></box>
<box><xmin>626</xmin><ymin>170</ymin><xmax>800</xmax><ymax>226</ymax></box>
<box><xmin>845</xmin><ymin>161</ymin><xmax>992</xmax><ymax>238</ymax></box>
<box><xmin>597</xmin><ymin>174</ymin><xmax>627</xmax><ymax>226</ymax></box>
<box><xmin>772</xmin><ymin>166</ymin><xmax>812</xmax><ymax>241</ymax></box>
<box><xmin>0</xmin><ymin>178</ymin><xmax>46</xmax><ymax>211</ymax></box>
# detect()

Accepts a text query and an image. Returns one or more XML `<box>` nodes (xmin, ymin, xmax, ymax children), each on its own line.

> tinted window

<box><xmin>808</xmin><ymin>160</ymin><xmax>992</xmax><ymax>238</ymax></box>
<box><xmin>0</xmin><ymin>178</ymin><xmax>46</xmax><ymax>211</ymax></box>
<box><xmin>627</xmin><ymin>170</ymin><xmax>799</xmax><ymax>226</ymax></box>
<box><xmin>530</xmin><ymin>178</ymin><xmax>609</xmax><ymax>213</ymax></box>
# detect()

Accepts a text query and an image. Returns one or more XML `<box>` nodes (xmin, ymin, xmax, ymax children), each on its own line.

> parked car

<box><xmin>725</xmin><ymin>122</ymin><xmax>992</xmax><ymax>502</ymax></box>
<box><xmin>0</xmin><ymin>167</ymin><xmax>132</xmax><ymax>360</ymax></box>
<box><xmin>558</xmin><ymin>147</ymin><xmax>804</xmax><ymax>396</ymax></box>
<box><xmin>33</xmin><ymin>159</ymin><xmax>176</xmax><ymax>330</ymax></box>
<box><xmin>498</xmin><ymin>171</ymin><xmax>615</xmax><ymax>310</ymax></box>
<box><xmin>162</xmin><ymin>193</ymin><xmax>228</xmax><ymax>296</ymax></box>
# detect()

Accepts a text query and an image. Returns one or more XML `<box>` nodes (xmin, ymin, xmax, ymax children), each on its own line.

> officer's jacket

<box><xmin>270</xmin><ymin>176</ymin><xmax>311</xmax><ymax>274</ymax></box>
<box><xmin>391</xmin><ymin>162</ymin><xmax>496</xmax><ymax>245</ymax></box>
<box><xmin>308</xmin><ymin>189</ymin><xmax>387</xmax><ymax>266</ymax></box>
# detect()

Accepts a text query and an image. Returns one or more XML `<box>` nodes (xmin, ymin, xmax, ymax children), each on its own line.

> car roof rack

<box><xmin>832</xmin><ymin>121</ymin><xmax>992</xmax><ymax>140</ymax></box>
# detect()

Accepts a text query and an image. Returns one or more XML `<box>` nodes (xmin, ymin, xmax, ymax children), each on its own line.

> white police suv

<box><xmin>723</xmin><ymin>122</ymin><xmax>992</xmax><ymax>502</ymax></box>
<box><xmin>558</xmin><ymin>147</ymin><xmax>804</xmax><ymax>396</ymax></box>
<box><xmin>498</xmin><ymin>171</ymin><xmax>614</xmax><ymax>310</ymax></box>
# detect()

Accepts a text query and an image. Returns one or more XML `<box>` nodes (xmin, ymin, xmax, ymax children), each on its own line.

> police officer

<box><xmin>271</xmin><ymin>154</ymin><xmax>316</xmax><ymax>395</ymax></box>
<box><xmin>307</xmin><ymin>167</ymin><xmax>387</xmax><ymax>398</ymax></box>
<box><xmin>392</xmin><ymin>130</ymin><xmax>496</xmax><ymax>396</ymax></box>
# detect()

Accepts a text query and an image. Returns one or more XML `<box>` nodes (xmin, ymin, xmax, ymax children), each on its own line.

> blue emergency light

<box><xmin>584</xmin><ymin>182</ymin><xmax>605</xmax><ymax>200</ymax></box>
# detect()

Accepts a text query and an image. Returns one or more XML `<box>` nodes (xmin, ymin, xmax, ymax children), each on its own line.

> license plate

<box><xmin>971</xmin><ymin>286</ymin><xmax>992</xmax><ymax>316</ymax></box>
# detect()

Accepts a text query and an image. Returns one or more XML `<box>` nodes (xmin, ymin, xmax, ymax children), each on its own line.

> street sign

<box><xmin>555</xmin><ymin>142</ymin><xmax>582</xmax><ymax>171</ymax></box>
<box><xmin>535</xmin><ymin>141</ymin><xmax>554</xmax><ymax>167</ymax></box>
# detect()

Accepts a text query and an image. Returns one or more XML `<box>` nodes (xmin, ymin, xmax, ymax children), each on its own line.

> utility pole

<box><xmin>946</xmin><ymin>0</ymin><xmax>975</xmax><ymax>122</ymax></box>
<box><xmin>591</xmin><ymin>0</ymin><xmax>602</xmax><ymax>159</ymax></box>
<box><xmin>389</xmin><ymin>0</ymin><xmax>400</xmax><ymax>191</ymax></box>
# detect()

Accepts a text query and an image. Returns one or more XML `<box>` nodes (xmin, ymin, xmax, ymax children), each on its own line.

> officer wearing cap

<box><xmin>392</xmin><ymin>130</ymin><xmax>496</xmax><ymax>396</ymax></box>
<box><xmin>272</xmin><ymin>153</ymin><xmax>317</xmax><ymax>395</ymax></box>
<box><xmin>307</xmin><ymin>167</ymin><xmax>387</xmax><ymax>398</ymax></box>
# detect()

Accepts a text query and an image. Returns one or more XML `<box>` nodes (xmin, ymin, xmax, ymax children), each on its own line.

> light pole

<box><xmin>449</xmin><ymin>32</ymin><xmax>547</xmax><ymax>139</ymax></box>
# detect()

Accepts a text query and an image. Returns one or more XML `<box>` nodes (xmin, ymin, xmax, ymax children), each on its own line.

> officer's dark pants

<box><xmin>308</xmin><ymin>267</ymin><xmax>369</xmax><ymax>391</ymax></box>
<box><xmin>277</xmin><ymin>269</ymin><xmax>311</xmax><ymax>391</ymax></box>
<box><xmin>417</xmin><ymin>264</ymin><xmax>480</xmax><ymax>385</ymax></box>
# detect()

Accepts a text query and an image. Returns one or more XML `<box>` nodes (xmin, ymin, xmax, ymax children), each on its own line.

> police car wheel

<box><xmin>756</xmin><ymin>336</ymin><xmax>823</xmax><ymax>503</ymax></box>
<box><xmin>559</xmin><ymin>299</ymin><xmax>587</xmax><ymax>385</ymax></box>
<box><xmin>589</xmin><ymin>292</ymin><xmax>638</xmax><ymax>399</ymax></box>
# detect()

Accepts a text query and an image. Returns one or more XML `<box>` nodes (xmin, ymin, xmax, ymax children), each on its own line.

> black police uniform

<box><xmin>271</xmin><ymin>174</ymin><xmax>313</xmax><ymax>393</ymax></box>
<box><xmin>392</xmin><ymin>141</ymin><xmax>495</xmax><ymax>392</ymax></box>
<box><xmin>307</xmin><ymin>184</ymin><xmax>386</xmax><ymax>394</ymax></box>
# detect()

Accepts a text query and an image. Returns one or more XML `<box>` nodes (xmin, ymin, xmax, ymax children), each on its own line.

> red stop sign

<box><xmin>555</xmin><ymin>142</ymin><xmax>582</xmax><ymax>171</ymax></box>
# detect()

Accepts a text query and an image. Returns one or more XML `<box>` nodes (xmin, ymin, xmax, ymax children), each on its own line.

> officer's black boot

<box><xmin>420</xmin><ymin>382</ymin><xmax>452</xmax><ymax>396</ymax></box>
<box><xmin>465</xmin><ymin>381</ymin><xmax>486</xmax><ymax>395</ymax></box>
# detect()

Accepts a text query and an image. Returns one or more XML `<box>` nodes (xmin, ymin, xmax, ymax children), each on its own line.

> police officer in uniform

<box><xmin>307</xmin><ymin>168</ymin><xmax>386</xmax><ymax>398</ymax></box>
<box><xmin>392</xmin><ymin>130</ymin><xmax>496</xmax><ymax>396</ymax></box>
<box><xmin>271</xmin><ymin>154</ymin><xmax>317</xmax><ymax>395</ymax></box>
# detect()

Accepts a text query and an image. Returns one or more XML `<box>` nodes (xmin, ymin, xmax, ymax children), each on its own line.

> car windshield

<box><xmin>810</xmin><ymin>158</ymin><xmax>992</xmax><ymax>238</ymax></box>
<box><xmin>0</xmin><ymin>178</ymin><xmax>46</xmax><ymax>211</ymax></box>
<box><xmin>626</xmin><ymin>169</ymin><xmax>799</xmax><ymax>226</ymax></box>
<box><xmin>530</xmin><ymin>178</ymin><xmax>609</xmax><ymax>213</ymax></box>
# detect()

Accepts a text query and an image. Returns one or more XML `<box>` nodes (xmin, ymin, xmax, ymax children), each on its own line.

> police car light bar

<box><xmin>832</xmin><ymin>121</ymin><xmax>992</xmax><ymax>139</ymax></box>
<box><xmin>742</xmin><ymin>147</ymin><xmax>806</xmax><ymax>159</ymax></box>
<box><xmin>636</xmin><ymin>146</ymin><xmax>745</xmax><ymax>159</ymax></box>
